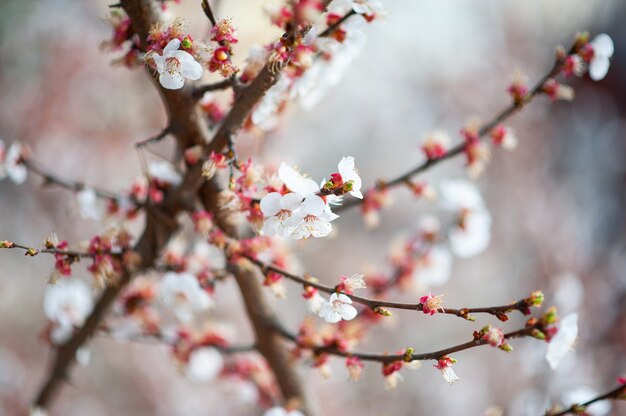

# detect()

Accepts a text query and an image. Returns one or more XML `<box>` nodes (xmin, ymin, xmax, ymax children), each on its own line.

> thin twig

<box><xmin>334</xmin><ymin>43</ymin><xmax>575</xmax><ymax>213</ymax></box>
<box><xmin>545</xmin><ymin>384</ymin><xmax>626</xmax><ymax>416</ymax></box>
<box><xmin>135</xmin><ymin>127</ymin><xmax>171</xmax><ymax>148</ymax></box>
<box><xmin>318</xmin><ymin>10</ymin><xmax>356</xmax><ymax>38</ymax></box>
<box><xmin>192</xmin><ymin>78</ymin><xmax>236</xmax><ymax>99</ymax></box>
<box><xmin>273</xmin><ymin>320</ymin><xmax>537</xmax><ymax>363</ymax></box>
<box><xmin>24</xmin><ymin>159</ymin><xmax>123</xmax><ymax>201</ymax></box>
<box><xmin>244</xmin><ymin>254</ymin><xmax>534</xmax><ymax>320</ymax></box>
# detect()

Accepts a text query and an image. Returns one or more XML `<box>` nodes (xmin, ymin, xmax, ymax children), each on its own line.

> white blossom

<box><xmin>1</xmin><ymin>141</ymin><xmax>27</xmax><ymax>184</ymax></box>
<box><xmin>306</xmin><ymin>291</ymin><xmax>326</xmax><ymax>314</ymax></box>
<box><xmin>278</xmin><ymin>163</ymin><xmax>319</xmax><ymax>196</ymax></box>
<box><xmin>319</xmin><ymin>293</ymin><xmax>357</xmax><ymax>323</ymax></box>
<box><xmin>337</xmin><ymin>156</ymin><xmax>363</xmax><ymax>198</ymax></box>
<box><xmin>288</xmin><ymin>195</ymin><xmax>338</xmax><ymax>239</ymax></box>
<box><xmin>260</xmin><ymin>192</ymin><xmax>305</xmax><ymax>237</ymax></box>
<box><xmin>413</xmin><ymin>245</ymin><xmax>453</xmax><ymax>287</ymax></box>
<box><xmin>439</xmin><ymin>179</ymin><xmax>486</xmax><ymax>212</ymax></box>
<box><xmin>150</xmin><ymin>39</ymin><xmax>203</xmax><ymax>90</ymax></box>
<box><xmin>44</xmin><ymin>278</ymin><xmax>94</xmax><ymax>343</ymax></box>
<box><xmin>264</xmin><ymin>407</ymin><xmax>305</xmax><ymax>416</ymax></box>
<box><xmin>448</xmin><ymin>209</ymin><xmax>492</xmax><ymax>258</ymax></box>
<box><xmin>293</xmin><ymin>16</ymin><xmax>367</xmax><ymax>109</ymax></box>
<box><xmin>440</xmin><ymin>366</ymin><xmax>460</xmax><ymax>384</ymax></box>
<box><xmin>589</xmin><ymin>33</ymin><xmax>614</xmax><ymax>81</ymax></box>
<box><xmin>185</xmin><ymin>347</ymin><xmax>224</xmax><ymax>383</ymax></box>
<box><xmin>546</xmin><ymin>313</ymin><xmax>578</xmax><ymax>370</ymax></box>
<box><xmin>160</xmin><ymin>272</ymin><xmax>213</xmax><ymax>322</ymax></box>
<box><xmin>251</xmin><ymin>76</ymin><xmax>291</xmax><ymax>129</ymax></box>
<box><xmin>149</xmin><ymin>161</ymin><xmax>182</xmax><ymax>186</ymax></box>
<box><xmin>76</xmin><ymin>188</ymin><xmax>104</xmax><ymax>220</ymax></box>
<box><xmin>440</xmin><ymin>179</ymin><xmax>492</xmax><ymax>258</ymax></box>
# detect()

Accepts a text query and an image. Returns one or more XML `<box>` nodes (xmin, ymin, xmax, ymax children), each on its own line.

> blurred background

<box><xmin>1</xmin><ymin>0</ymin><xmax>625</xmax><ymax>415</ymax></box>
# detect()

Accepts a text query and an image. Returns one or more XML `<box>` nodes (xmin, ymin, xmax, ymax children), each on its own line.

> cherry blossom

<box><xmin>318</xmin><ymin>293</ymin><xmax>357</xmax><ymax>323</ymax></box>
<box><xmin>160</xmin><ymin>272</ymin><xmax>213</xmax><ymax>322</ymax></box>
<box><xmin>419</xmin><ymin>293</ymin><xmax>445</xmax><ymax>315</ymax></box>
<box><xmin>546</xmin><ymin>312</ymin><xmax>578</xmax><ymax>369</ymax></box>
<box><xmin>0</xmin><ymin>141</ymin><xmax>27</xmax><ymax>184</ymax></box>
<box><xmin>185</xmin><ymin>347</ymin><xmax>224</xmax><ymax>383</ymax></box>
<box><xmin>278</xmin><ymin>163</ymin><xmax>319</xmax><ymax>196</ymax></box>
<box><xmin>264</xmin><ymin>407</ymin><xmax>304</xmax><ymax>416</ymax></box>
<box><xmin>421</xmin><ymin>130</ymin><xmax>450</xmax><ymax>160</ymax></box>
<box><xmin>434</xmin><ymin>357</ymin><xmax>459</xmax><ymax>384</ymax></box>
<box><xmin>335</xmin><ymin>156</ymin><xmax>363</xmax><ymax>199</ymax></box>
<box><xmin>448</xmin><ymin>209</ymin><xmax>492</xmax><ymax>258</ymax></box>
<box><xmin>44</xmin><ymin>278</ymin><xmax>94</xmax><ymax>343</ymax></box>
<box><xmin>288</xmin><ymin>195</ymin><xmax>338</xmax><ymax>239</ymax></box>
<box><xmin>260</xmin><ymin>192</ymin><xmax>306</xmax><ymax>237</ymax></box>
<box><xmin>149</xmin><ymin>39</ymin><xmax>203</xmax><ymax>90</ymax></box>
<box><xmin>587</xmin><ymin>33</ymin><xmax>614</xmax><ymax>81</ymax></box>
<box><xmin>413</xmin><ymin>246</ymin><xmax>453</xmax><ymax>288</ymax></box>
<box><xmin>76</xmin><ymin>188</ymin><xmax>104</xmax><ymax>220</ymax></box>
<box><xmin>337</xmin><ymin>273</ymin><xmax>366</xmax><ymax>294</ymax></box>
<box><xmin>439</xmin><ymin>179</ymin><xmax>492</xmax><ymax>258</ymax></box>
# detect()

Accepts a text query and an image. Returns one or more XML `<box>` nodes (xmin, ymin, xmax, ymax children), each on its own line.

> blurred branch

<box><xmin>334</xmin><ymin>43</ymin><xmax>576</xmax><ymax>213</ymax></box>
<box><xmin>318</xmin><ymin>10</ymin><xmax>356</xmax><ymax>38</ymax></box>
<box><xmin>1</xmin><ymin>241</ymin><xmax>120</xmax><ymax>259</ymax></box>
<box><xmin>23</xmin><ymin>159</ymin><xmax>130</xmax><ymax>203</ymax></box>
<box><xmin>201</xmin><ymin>0</ymin><xmax>217</xmax><ymax>26</ymax></box>
<box><xmin>244</xmin><ymin>254</ymin><xmax>536</xmax><ymax>321</ymax></box>
<box><xmin>135</xmin><ymin>126</ymin><xmax>171</xmax><ymax>148</ymax></box>
<box><xmin>273</xmin><ymin>320</ymin><xmax>539</xmax><ymax>363</ymax></box>
<box><xmin>192</xmin><ymin>77</ymin><xmax>238</xmax><ymax>99</ymax></box>
<box><xmin>545</xmin><ymin>384</ymin><xmax>626</xmax><ymax>416</ymax></box>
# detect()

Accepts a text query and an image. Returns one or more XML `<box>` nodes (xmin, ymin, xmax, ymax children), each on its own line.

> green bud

<box><xmin>26</xmin><ymin>248</ymin><xmax>38</xmax><ymax>256</ymax></box>
<box><xmin>543</xmin><ymin>306</ymin><xmax>558</xmax><ymax>325</ymax></box>
<box><xmin>528</xmin><ymin>290</ymin><xmax>544</xmax><ymax>307</ymax></box>
<box><xmin>571</xmin><ymin>404</ymin><xmax>587</xmax><ymax>414</ymax></box>
<box><xmin>403</xmin><ymin>347</ymin><xmax>414</xmax><ymax>362</ymax></box>
<box><xmin>531</xmin><ymin>329</ymin><xmax>546</xmax><ymax>340</ymax></box>
<box><xmin>499</xmin><ymin>343</ymin><xmax>513</xmax><ymax>353</ymax></box>
<box><xmin>373</xmin><ymin>306</ymin><xmax>392</xmax><ymax>317</ymax></box>
<box><xmin>343</xmin><ymin>181</ymin><xmax>354</xmax><ymax>192</ymax></box>
<box><xmin>181</xmin><ymin>37</ymin><xmax>193</xmax><ymax>49</ymax></box>
<box><xmin>464</xmin><ymin>314</ymin><xmax>476</xmax><ymax>322</ymax></box>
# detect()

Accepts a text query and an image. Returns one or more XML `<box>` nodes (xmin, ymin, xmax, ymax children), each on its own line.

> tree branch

<box><xmin>273</xmin><ymin>320</ymin><xmax>538</xmax><ymax>363</ymax></box>
<box><xmin>334</xmin><ymin>43</ymin><xmax>576</xmax><ymax>213</ymax></box>
<box><xmin>545</xmin><ymin>384</ymin><xmax>626</xmax><ymax>416</ymax></box>
<box><xmin>244</xmin><ymin>254</ymin><xmax>536</xmax><ymax>321</ymax></box>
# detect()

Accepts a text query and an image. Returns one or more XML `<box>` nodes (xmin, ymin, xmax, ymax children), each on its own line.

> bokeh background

<box><xmin>1</xmin><ymin>0</ymin><xmax>625</xmax><ymax>415</ymax></box>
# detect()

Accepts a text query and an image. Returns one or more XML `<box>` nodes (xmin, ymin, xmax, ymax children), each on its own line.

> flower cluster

<box><xmin>145</xmin><ymin>20</ymin><xmax>205</xmax><ymax>89</ymax></box>
<box><xmin>259</xmin><ymin>157</ymin><xmax>362</xmax><ymax>239</ymax></box>
<box><xmin>569</xmin><ymin>33</ymin><xmax>614</xmax><ymax>81</ymax></box>
<box><xmin>44</xmin><ymin>277</ymin><xmax>94</xmax><ymax>344</ymax></box>
<box><xmin>208</xmin><ymin>19</ymin><xmax>239</xmax><ymax>78</ymax></box>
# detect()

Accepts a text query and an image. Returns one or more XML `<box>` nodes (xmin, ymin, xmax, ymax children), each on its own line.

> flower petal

<box><xmin>592</xmin><ymin>33</ymin><xmax>614</xmax><ymax>57</ymax></box>
<box><xmin>589</xmin><ymin>58</ymin><xmax>610</xmax><ymax>81</ymax></box>
<box><xmin>164</xmin><ymin>38</ymin><xmax>181</xmax><ymax>55</ymax></box>
<box><xmin>159</xmin><ymin>71</ymin><xmax>185</xmax><ymax>90</ymax></box>
<box><xmin>260</xmin><ymin>192</ymin><xmax>282</xmax><ymax>216</ymax></box>
<box><xmin>181</xmin><ymin>59</ymin><xmax>204</xmax><ymax>81</ymax></box>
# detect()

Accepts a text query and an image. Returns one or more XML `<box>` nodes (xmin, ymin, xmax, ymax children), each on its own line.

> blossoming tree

<box><xmin>0</xmin><ymin>0</ymin><xmax>623</xmax><ymax>415</ymax></box>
